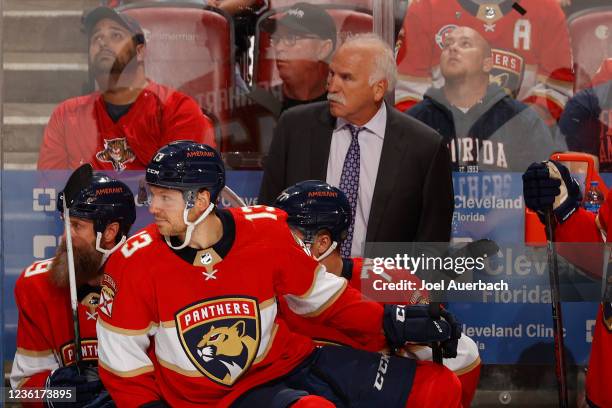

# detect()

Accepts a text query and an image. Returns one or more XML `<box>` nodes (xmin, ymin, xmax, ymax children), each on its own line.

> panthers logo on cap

<box><xmin>175</xmin><ymin>297</ymin><xmax>260</xmax><ymax>386</ymax></box>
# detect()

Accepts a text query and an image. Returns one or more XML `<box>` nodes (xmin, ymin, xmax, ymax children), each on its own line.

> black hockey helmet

<box><xmin>57</xmin><ymin>173</ymin><xmax>136</xmax><ymax>240</ymax></box>
<box><xmin>145</xmin><ymin>141</ymin><xmax>225</xmax><ymax>204</ymax></box>
<box><xmin>274</xmin><ymin>180</ymin><xmax>351</xmax><ymax>243</ymax></box>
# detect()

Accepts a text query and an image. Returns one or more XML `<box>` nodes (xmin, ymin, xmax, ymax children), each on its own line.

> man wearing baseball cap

<box><xmin>261</xmin><ymin>2</ymin><xmax>336</xmax><ymax>114</ymax></box>
<box><xmin>229</xmin><ymin>3</ymin><xmax>336</xmax><ymax>153</ymax></box>
<box><xmin>37</xmin><ymin>6</ymin><xmax>216</xmax><ymax>171</ymax></box>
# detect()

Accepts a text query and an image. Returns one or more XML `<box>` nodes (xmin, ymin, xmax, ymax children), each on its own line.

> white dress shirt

<box><xmin>326</xmin><ymin>103</ymin><xmax>387</xmax><ymax>257</ymax></box>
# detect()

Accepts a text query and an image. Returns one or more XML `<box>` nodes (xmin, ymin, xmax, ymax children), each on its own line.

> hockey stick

<box><xmin>61</xmin><ymin>164</ymin><xmax>94</xmax><ymax>370</ymax></box>
<box><xmin>544</xmin><ymin>209</ymin><xmax>569</xmax><ymax>408</ymax></box>
<box><xmin>428</xmin><ymin>302</ymin><xmax>443</xmax><ymax>364</ymax></box>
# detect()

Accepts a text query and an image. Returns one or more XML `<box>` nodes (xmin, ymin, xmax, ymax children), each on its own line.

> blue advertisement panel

<box><xmin>1</xmin><ymin>171</ymin><xmax>605</xmax><ymax>368</ymax></box>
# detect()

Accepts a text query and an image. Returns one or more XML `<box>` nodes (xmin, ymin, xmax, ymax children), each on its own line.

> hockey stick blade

<box><xmin>62</xmin><ymin>164</ymin><xmax>93</xmax><ymax>209</ymax></box>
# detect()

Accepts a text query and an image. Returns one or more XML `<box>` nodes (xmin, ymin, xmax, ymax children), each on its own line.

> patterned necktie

<box><xmin>339</xmin><ymin>125</ymin><xmax>362</xmax><ymax>257</ymax></box>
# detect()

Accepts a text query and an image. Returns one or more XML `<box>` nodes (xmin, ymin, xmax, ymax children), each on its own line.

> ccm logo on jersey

<box><xmin>175</xmin><ymin>297</ymin><xmax>261</xmax><ymax>386</ymax></box>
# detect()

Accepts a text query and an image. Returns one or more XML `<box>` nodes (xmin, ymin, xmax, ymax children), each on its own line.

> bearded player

<box><xmin>395</xmin><ymin>0</ymin><xmax>573</xmax><ymax>124</ymax></box>
<box><xmin>10</xmin><ymin>172</ymin><xmax>136</xmax><ymax>407</ymax></box>
<box><xmin>274</xmin><ymin>180</ymin><xmax>482</xmax><ymax>407</ymax></box>
<box><xmin>96</xmin><ymin>140</ymin><xmax>463</xmax><ymax>407</ymax></box>
<box><xmin>523</xmin><ymin>161</ymin><xmax>612</xmax><ymax>408</ymax></box>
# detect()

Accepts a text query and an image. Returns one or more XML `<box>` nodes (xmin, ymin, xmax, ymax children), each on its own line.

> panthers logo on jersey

<box><xmin>489</xmin><ymin>49</ymin><xmax>524</xmax><ymax>98</ymax></box>
<box><xmin>175</xmin><ymin>297</ymin><xmax>260</xmax><ymax>386</ymax></box>
<box><xmin>96</xmin><ymin>137</ymin><xmax>136</xmax><ymax>171</ymax></box>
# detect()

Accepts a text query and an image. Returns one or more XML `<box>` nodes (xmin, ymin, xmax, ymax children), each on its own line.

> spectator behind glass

<box><xmin>395</xmin><ymin>0</ymin><xmax>574</xmax><ymax>126</ymax></box>
<box><xmin>257</xmin><ymin>2</ymin><xmax>336</xmax><ymax>116</ymax></box>
<box><xmin>407</xmin><ymin>26</ymin><xmax>564</xmax><ymax>172</ymax></box>
<box><xmin>259</xmin><ymin>33</ymin><xmax>454</xmax><ymax>257</ymax></box>
<box><xmin>37</xmin><ymin>6</ymin><xmax>216</xmax><ymax>171</ymax></box>
<box><xmin>226</xmin><ymin>2</ymin><xmax>336</xmax><ymax>154</ymax></box>
<box><xmin>559</xmin><ymin>59</ymin><xmax>612</xmax><ymax>171</ymax></box>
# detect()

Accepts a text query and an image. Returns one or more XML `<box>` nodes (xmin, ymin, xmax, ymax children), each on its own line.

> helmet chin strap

<box><xmin>314</xmin><ymin>241</ymin><xmax>337</xmax><ymax>262</ymax></box>
<box><xmin>165</xmin><ymin>202</ymin><xmax>215</xmax><ymax>250</ymax></box>
<box><xmin>96</xmin><ymin>233</ymin><xmax>127</xmax><ymax>266</ymax></box>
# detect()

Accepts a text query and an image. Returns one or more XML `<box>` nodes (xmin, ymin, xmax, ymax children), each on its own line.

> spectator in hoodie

<box><xmin>407</xmin><ymin>26</ymin><xmax>564</xmax><ymax>172</ymax></box>
<box><xmin>558</xmin><ymin>58</ymin><xmax>612</xmax><ymax>171</ymax></box>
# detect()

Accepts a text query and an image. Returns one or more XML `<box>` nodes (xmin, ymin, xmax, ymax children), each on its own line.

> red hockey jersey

<box><xmin>279</xmin><ymin>257</ymin><xmax>426</xmax><ymax>351</ymax></box>
<box><xmin>554</xmin><ymin>198</ymin><xmax>612</xmax><ymax>408</ymax></box>
<box><xmin>97</xmin><ymin>207</ymin><xmax>386</xmax><ymax>407</ymax></box>
<box><xmin>37</xmin><ymin>80</ymin><xmax>216</xmax><ymax>171</ymax></box>
<box><xmin>10</xmin><ymin>258</ymin><xmax>100</xmax><ymax>401</ymax></box>
<box><xmin>395</xmin><ymin>0</ymin><xmax>573</xmax><ymax>121</ymax></box>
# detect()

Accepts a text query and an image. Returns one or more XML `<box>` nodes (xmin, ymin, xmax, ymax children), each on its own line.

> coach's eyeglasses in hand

<box><xmin>270</xmin><ymin>33</ymin><xmax>321</xmax><ymax>47</ymax></box>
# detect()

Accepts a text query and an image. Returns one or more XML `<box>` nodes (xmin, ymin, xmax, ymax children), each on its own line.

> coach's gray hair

<box><xmin>343</xmin><ymin>33</ymin><xmax>397</xmax><ymax>90</ymax></box>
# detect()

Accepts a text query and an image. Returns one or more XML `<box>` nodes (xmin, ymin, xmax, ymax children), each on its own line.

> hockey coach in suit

<box><xmin>259</xmin><ymin>33</ymin><xmax>454</xmax><ymax>257</ymax></box>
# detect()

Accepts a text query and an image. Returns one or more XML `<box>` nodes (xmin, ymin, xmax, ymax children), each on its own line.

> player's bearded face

<box><xmin>50</xmin><ymin>235</ymin><xmax>103</xmax><ymax>288</ymax></box>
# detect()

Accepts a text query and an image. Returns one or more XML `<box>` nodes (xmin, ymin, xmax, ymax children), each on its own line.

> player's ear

<box><xmin>195</xmin><ymin>189</ymin><xmax>212</xmax><ymax>209</ymax></box>
<box><xmin>103</xmin><ymin>222</ymin><xmax>121</xmax><ymax>247</ymax></box>
<box><xmin>314</xmin><ymin>232</ymin><xmax>332</xmax><ymax>255</ymax></box>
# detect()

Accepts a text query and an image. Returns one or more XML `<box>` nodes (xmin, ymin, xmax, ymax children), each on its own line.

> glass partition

<box><xmin>2</xmin><ymin>0</ymin><xmax>611</xmax><ymax>406</ymax></box>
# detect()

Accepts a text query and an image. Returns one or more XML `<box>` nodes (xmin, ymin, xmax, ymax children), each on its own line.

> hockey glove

<box><xmin>383</xmin><ymin>304</ymin><xmax>453</xmax><ymax>350</ymax></box>
<box><xmin>82</xmin><ymin>390</ymin><xmax>115</xmax><ymax>408</ymax></box>
<box><xmin>44</xmin><ymin>366</ymin><xmax>103</xmax><ymax>408</ymax></box>
<box><xmin>439</xmin><ymin>308</ymin><xmax>462</xmax><ymax>358</ymax></box>
<box><xmin>522</xmin><ymin>160</ymin><xmax>581</xmax><ymax>223</ymax></box>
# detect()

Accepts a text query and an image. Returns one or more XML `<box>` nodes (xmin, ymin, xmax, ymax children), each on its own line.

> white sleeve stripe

<box><xmin>98</xmin><ymin>318</ymin><xmax>158</xmax><ymax>336</ymax></box>
<box><xmin>97</xmin><ymin>320</ymin><xmax>154</xmax><ymax>374</ymax></box>
<box><xmin>98</xmin><ymin>360</ymin><xmax>155</xmax><ymax>378</ymax></box>
<box><xmin>10</xmin><ymin>352</ymin><xmax>58</xmax><ymax>389</ymax></box>
<box><xmin>255</xmin><ymin>303</ymin><xmax>277</xmax><ymax>360</ymax></box>
<box><xmin>155</xmin><ymin>326</ymin><xmax>199</xmax><ymax>371</ymax></box>
<box><xmin>285</xmin><ymin>269</ymin><xmax>346</xmax><ymax>316</ymax></box>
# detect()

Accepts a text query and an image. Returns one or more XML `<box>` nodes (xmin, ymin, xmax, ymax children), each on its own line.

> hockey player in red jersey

<box><xmin>37</xmin><ymin>7</ymin><xmax>215</xmax><ymax>171</ymax></box>
<box><xmin>523</xmin><ymin>160</ymin><xmax>612</xmax><ymax>408</ymax></box>
<box><xmin>97</xmin><ymin>141</ymin><xmax>463</xmax><ymax>407</ymax></box>
<box><xmin>10</xmin><ymin>172</ymin><xmax>136</xmax><ymax>407</ymax></box>
<box><xmin>274</xmin><ymin>180</ymin><xmax>482</xmax><ymax>407</ymax></box>
<box><xmin>395</xmin><ymin>0</ymin><xmax>573</xmax><ymax>124</ymax></box>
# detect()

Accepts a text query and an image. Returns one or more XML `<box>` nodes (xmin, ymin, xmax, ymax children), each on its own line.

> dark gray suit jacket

<box><xmin>258</xmin><ymin>101</ymin><xmax>454</xmax><ymax>244</ymax></box>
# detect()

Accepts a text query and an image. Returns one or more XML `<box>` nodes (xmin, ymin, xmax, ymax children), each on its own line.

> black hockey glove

<box><xmin>383</xmin><ymin>304</ymin><xmax>455</xmax><ymax>349</ymax></box>
<box><xmin>439</xmin><ymin>308</ymin><xmax>462</xmax><ymax>358</ymax></box>
<box><xmin>522</xmin><ymin>160</ymin><xmax>581</xmax><ymax>223</ymax></box>
<box><xmin>44</xmin><ymin>366</ymin><xmax>103</xmax><ymax>408</ymax></box>
<box><xmin>82</xmin><ymin>390</ymin><xmax>115</xmax><ymax>408</ymax></box>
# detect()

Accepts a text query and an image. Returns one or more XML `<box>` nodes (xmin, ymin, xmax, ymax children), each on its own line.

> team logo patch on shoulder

<box><xmin>175</xmin><ymin>297</ymin><xmax>260</xmax><ymax>386</ymax></box>
<box><xmin>98</xmin><ymin>285</ymin><xmax>115</xmax><ymax>318</ymax></box>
